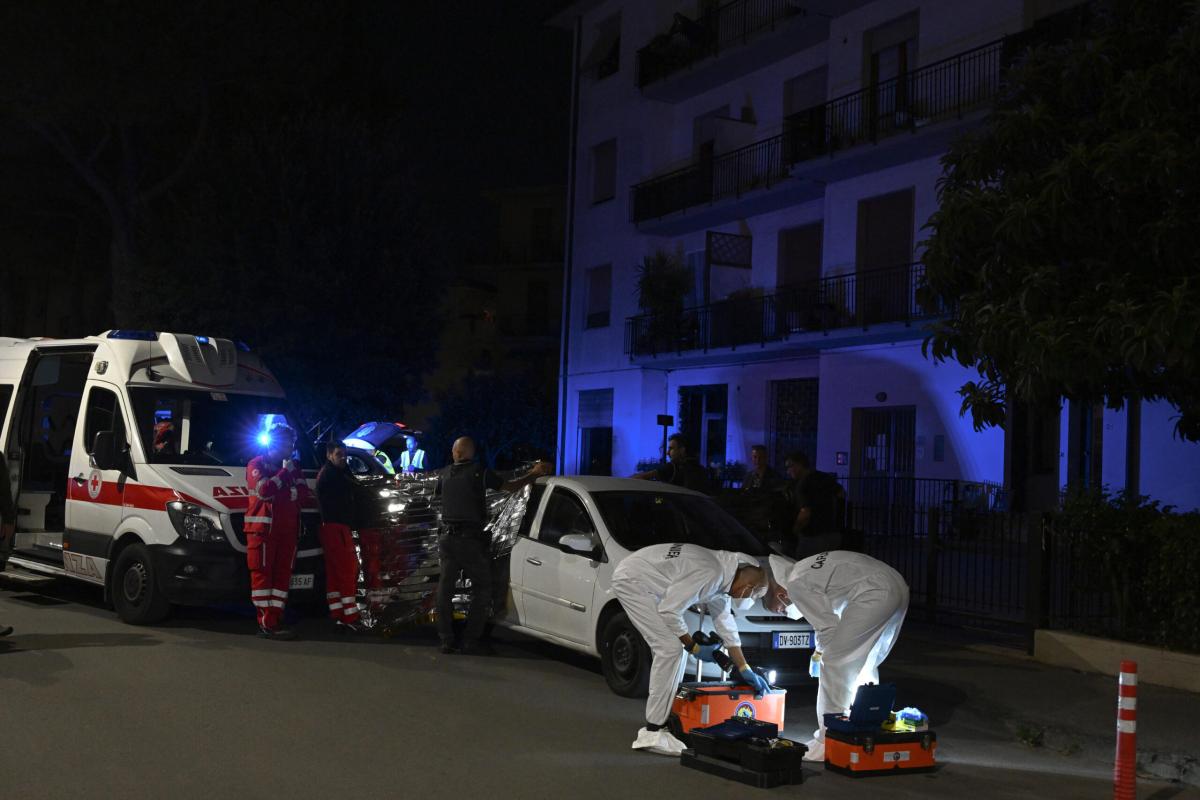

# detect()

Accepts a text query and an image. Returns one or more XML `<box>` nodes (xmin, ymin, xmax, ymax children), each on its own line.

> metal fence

<box><xmin>839</xmin><ymin>477</ymin><xmax>1028</xmax><ymax>628</ymax></box>
<box><xmin>631</xmin><ymin>37</ymin><xmax>1005</xmax><ymax>222</ymax></box>
<box><xmin>624</xmin><ymin>262</ymin><xmax>940</xmax><ymax>357</ymax></box>
<box><xmin>636</xmin><ymin>0</ymin><xmax>808</xmax><ymax>88</ymax></box>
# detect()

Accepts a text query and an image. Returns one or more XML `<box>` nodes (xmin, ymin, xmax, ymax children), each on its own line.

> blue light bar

<box><xmin>108</xmin><ymin>330</ymin><xmax>159</xmax><ymax>341</ymax></box>
<box><xmin>196</xmin><ymin>336</ymin><xmax>210</xmax><ymax>344</ymax></box>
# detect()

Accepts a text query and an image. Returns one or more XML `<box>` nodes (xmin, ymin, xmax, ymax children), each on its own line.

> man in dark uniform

<box><xmin>631</xmin><ymin>433</ymin><xmax>712</xmax><ymax>494</ymax></box>
<box><xmin>316</xmin><ymin>442</ymin><xmax>363</xmax><ymax>632</ymax></box>
<box><xmin>784</xmin><ymin>451</ymin><xmax>846</xmax><ymax>559</ymax></box>
<box><xmin>435</xmin><ymin>436</ymin><xmax>550</xmax><ymax>655</ymax></box>
<box><xmin>1</xmin><ymin>452</ymin><xmax>15</xmax><ymax>637</ymax></box>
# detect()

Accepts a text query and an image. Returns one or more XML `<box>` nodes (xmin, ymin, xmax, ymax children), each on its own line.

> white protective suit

<box><xmin>612</xmin><ymin>543</ymin><xmax>761</xmax><ymax>726</ymax></box>
<box><xmin>770</xmin><ymin>551</ymin><xmax>909</xmax><ymax>744</ymax></box>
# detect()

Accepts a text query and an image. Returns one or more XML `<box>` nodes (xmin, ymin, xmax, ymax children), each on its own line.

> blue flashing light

<box><xmin>108</xmin><ymin>330</ymin><xmax>159</xmax><ymax>341</ymax></box>
<box><xmin>196</xmin><ymin>335</ymin><xmax>210</xmax><ymax>344</ymax></box>
<box><xmin>257</xmin><ymin>432</ymin><xmax>271</xmax><ymax>447</ymax></box>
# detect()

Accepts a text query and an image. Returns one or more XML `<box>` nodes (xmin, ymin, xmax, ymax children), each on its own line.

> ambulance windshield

<box><xmin>129</xmin><ymin>388</ymin><xmax>318</xmax><ymax>469</ymax></box>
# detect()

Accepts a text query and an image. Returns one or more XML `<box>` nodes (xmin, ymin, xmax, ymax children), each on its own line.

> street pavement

<box><xmin>2</xmin><ymin>575</ymin><xmax>1198</xmax><ymax>800</ymax></box>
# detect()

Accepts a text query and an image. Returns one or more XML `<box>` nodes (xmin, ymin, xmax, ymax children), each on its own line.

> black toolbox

<box><xmin>681</xmin><ymin>716</ymin><xmax>807</xmax><ymax>788</ymax></box>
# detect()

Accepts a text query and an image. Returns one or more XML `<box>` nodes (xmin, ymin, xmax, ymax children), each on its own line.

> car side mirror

<box><xmin>559</xmin><ymin>531</ymin><xmax>600</xmax><ymax>558</ymax></box>
<box><xmin>91</xmin><ymin>431</ymin><xmax>123</xmax><ymax>472</ymax></box>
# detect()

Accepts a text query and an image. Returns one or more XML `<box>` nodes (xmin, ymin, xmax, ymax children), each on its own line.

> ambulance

<box><xmin>0</xmin><ymin>330</ymin><xmax>324</xmax><ymax>624</ymax></box>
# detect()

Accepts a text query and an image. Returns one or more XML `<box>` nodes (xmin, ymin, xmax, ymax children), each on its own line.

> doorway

<box><xmin>850</xmin><ymin>405</ymin><xmax>916</xmax><ymax>534</ymax></box>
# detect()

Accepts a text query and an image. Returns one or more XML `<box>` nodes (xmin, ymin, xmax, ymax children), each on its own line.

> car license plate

<box><xmin>289</xmin><ymin>574</ymin><xmax>314</xmax><ymax>590</ymax></box>
<box><xmin>772</xmin><ymin>631</ymin><xmax>813</xmax><ymax>649</ymax></box>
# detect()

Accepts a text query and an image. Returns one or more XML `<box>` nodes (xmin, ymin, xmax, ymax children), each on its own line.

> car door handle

<box><xmin>525</xmin><ymin>557</ymin><xmax>542</xmax><ymax>566</ymax></box>
<box><xmin>72</xmin><ymin>473</ymin><xmax>87</xmax><ymax>485</ymax></box>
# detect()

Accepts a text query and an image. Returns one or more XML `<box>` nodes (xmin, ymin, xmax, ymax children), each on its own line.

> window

<box><xmin>678</xmin><ymin>384</ymin><xmax>727</xmax><ymax>470</ymax></box>
<box><xmin>585</xmin><ymin>264</ymin><xmax>612</xmax><ymax>329</ymax></box>
<box><xmin>592</xmin><ymin>491</ymin><xmax>764</xmax><ymax>554</ymax></box>
<box><xmin>770</xmin><ymin>378</ymin><xmax>819</xmax><ymax>470</ymax></box>
<box><xmin>777</xmin><ymin>222</ymin><xmax>823</xmax><ymax>288</ymax></box>
<box><xmin>582</xmin><ymin>13</ymin><xmax>621</xmax><ymax>80</ymax></box>
<box><xmin>578</xmin><ymin>389</ymin><xmax>613</xmax><ymax>476</ymax></box>
<box><xmin>83</xmin><ymin>387</ymin><xmax>126</xmax><ymax>457</ymax></box>
<box><xmin>591</xmin><ymin>139</ymin><xmax>617</xmax><ymax>204</ymax></box>
<box><xmin>538</xmin><ymin>487</ymin><xmax>597</xmax><ymax>548</ymax></box>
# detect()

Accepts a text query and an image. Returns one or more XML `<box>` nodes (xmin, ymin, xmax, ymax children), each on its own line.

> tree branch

<box><xmin>140</xmin><ymin>86</ymin><xmax>209</xmax><ymax>204</ymax></box>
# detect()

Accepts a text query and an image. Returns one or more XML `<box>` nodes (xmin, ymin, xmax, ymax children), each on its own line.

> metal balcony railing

<box><xmin>631</xmin><ymin>37</ymin><xmax>1008</xmax><ymax>223</ymax></box>
<box><xmin>624</xmin><ymin>262</ymin><xmax>943</xmax><ymax>357</ymax></box>
<box><xmin>637</xmin><ymin>0</ymin><xmax>808</xmax><ymax>88</ymax></box>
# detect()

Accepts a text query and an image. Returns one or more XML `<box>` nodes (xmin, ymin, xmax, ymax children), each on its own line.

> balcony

<box><xmin>636</xmin><ymin>0</ymin><xmax>824</xmax><ymax>101</ymax></box>
<box><xmin>631</xmin><ymin>37</ymin><xmax>1008</xmax><ymax>226</ymax></box>
<box><xmin>623</xmin><ymin>262</ymin><xmax>943</xmax><ymax>359</ymax></box>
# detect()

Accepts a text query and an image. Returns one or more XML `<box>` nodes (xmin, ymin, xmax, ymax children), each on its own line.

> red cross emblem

<box><xmin>87</xmin><ymin>470</ymin><xmax>103</xmax><ymax>500</ymax></box>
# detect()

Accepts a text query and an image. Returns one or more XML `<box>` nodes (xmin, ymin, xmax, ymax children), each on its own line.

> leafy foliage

<box><xmin>1054</xmin><ymin>489</ymin><xmax>1200</xmax><ymax>653</ymax></box>
<box><xmin>920</xmin><ymin>1</ymin><xmax>1200</xmax><ymax>439</ymax></box>
<box><xmin>425</xmin><ymin>372</ymin><xmax>556</xmax><ymax>470</ymax></box>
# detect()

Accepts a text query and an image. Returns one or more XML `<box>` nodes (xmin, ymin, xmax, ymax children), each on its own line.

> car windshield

<box><xmin>128</xmin><ymin>388</ymin><xmax>318</xmax><ymax>469</ymax></box>
<box><xmin>592</xmin><ymin>490</ymin><xmax>767</xmax><ymax>556</ymax></box>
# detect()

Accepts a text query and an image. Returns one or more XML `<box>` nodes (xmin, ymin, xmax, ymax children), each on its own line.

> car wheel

<box><xmin>600</xmin><ymin>611</ymin><xmax>651</xmax><ymax>698</ymax></box>
<box><xmin>112</xmin><ymin>543</ymin><xmax>171</xmax><ymax>625</ymax></box>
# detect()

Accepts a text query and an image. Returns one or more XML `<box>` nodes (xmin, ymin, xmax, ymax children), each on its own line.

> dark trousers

<box><xmin>436</xmin><ymin>531</ymin><xmax>492</xmax><ymax>646</ymax></box>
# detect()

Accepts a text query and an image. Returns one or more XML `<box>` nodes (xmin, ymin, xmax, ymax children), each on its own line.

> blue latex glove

<box><xmin>689</xmin><ymin>642</ymin><xmax>721</xmax><ymax>663</ymax></box>
<box><xmin>809</xmin><ymin>652</ymin><xmax>822</xmax><ymax>679</ymax></box>
<box><xmin>738</xmin><ymin>666</ymin><xmax>771</xmax><ymax>696</ymax></box>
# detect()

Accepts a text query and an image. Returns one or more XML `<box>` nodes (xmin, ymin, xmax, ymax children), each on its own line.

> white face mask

<box><xmin>783</xmin><ymin>603</ymin><xmax>802</xmax><ymax>620</ymax></box>
<box><xmin>734</xmin><ymin>596</ymin><xmax>756</xmax><ymax>611</ymax></box>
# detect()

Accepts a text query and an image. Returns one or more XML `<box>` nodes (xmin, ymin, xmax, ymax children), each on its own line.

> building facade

<box><xmin>551</xmin><ymin>0</ymin><xmax>1200</xmax><ymax>510</ymax></box>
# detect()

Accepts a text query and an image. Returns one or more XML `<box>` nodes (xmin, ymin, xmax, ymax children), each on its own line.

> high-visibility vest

<box><xmin>400</xmin><ymin>449</ymin><xmax>426</xmax><ymax>471</ymax></box>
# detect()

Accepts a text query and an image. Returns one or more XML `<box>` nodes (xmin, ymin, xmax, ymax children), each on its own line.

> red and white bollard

<box><xmin>1114</xmin><ymin>660</ymin><xmax>1137</xmax><ymax>800</ymax></box>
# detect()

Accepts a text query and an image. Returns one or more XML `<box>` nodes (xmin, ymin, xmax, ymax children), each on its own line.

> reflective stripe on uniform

<box><xmin>256</xmin><ymin>479</ymin><xmax>271</xmax><ymax>494</ymax></box>
<box><xmin>271</xmin><ymin>476</ymin><xmax>283</xmax><ymax>488</ymax></box>
<box><xmin>271</xmin><ymin>589</ymin><xmax>289</xmax><ymax>598</ymax></box>
<box><xmin>251</xmin><ymin>589</ymin><xmax>273</xmax><ymax>597</ymax></box>
<box><xmin>245</xmin><ymin>516</ymin><xmax>272</xmax><ymax>524</ymax></box>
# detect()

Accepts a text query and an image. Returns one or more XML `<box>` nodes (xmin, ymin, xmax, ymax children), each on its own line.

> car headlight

<box><xmin>166</xmin><ymin>501</ymin><xmax>227</xmax><ymax>544</ymax></box>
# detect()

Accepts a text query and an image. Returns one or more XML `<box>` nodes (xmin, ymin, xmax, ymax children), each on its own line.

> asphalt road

<box><xmin>1</xmin><ymin>576</ymin><xmax>1195</xmax><ymax>800</ymax></box>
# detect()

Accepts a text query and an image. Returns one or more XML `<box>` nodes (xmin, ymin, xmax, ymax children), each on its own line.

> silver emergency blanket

<box><xmin>354</xmin><ymin>474</ymin><xmax>534</xmax><ymax>633</ymax></box>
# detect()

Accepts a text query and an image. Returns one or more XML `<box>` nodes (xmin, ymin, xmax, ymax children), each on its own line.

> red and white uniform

<box><xmin>245</xmin><ymin>455</ymin><xmax>311</xmax><ymax>630</ymax></box>
<box><xmin>318</xmin><ymin>523</ymin><xmax>360</xmax><ymax>623</ymax></box>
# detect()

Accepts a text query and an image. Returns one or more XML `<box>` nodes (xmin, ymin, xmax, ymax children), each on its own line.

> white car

<box><xmin>490</xmin><ymin>476</ymin><xmax>815</xmax><ymax>697</ymax></box>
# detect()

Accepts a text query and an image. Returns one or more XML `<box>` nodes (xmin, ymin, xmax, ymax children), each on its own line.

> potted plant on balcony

<box><xmin>635</xmin><ymin>249</ymin><xmax>692</xmax><ymax>354</ymax></box>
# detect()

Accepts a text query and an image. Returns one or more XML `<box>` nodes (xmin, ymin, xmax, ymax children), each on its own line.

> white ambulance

<box><xmin>0</xmin><ymin>330</ymin><xmax>324</xmax><ymax>624</ymax></box>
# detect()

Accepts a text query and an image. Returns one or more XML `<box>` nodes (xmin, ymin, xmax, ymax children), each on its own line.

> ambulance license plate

<box><xmin>772</xmin><ymin>631</ymin><xmax>813</xmax><ymax>649</ymax></box>
<box><xmin>289</xmin><ymin>574</ymin><xmax>314</xmax><ymax>590</ymax></box>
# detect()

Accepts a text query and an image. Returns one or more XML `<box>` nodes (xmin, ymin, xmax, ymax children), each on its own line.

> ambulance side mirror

<box><xmin>91</xmin><ymin>431</ymin><xmax>123</xmax><ymax>472</ymax></box>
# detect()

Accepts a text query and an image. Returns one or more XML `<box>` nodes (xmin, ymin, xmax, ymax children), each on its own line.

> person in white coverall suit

<box><xmin>768</xmin><ymin>551</ymin><xmax>909</xmax><ymax>762</ymax></box>
<box><xmin>612</xmin><ymin>543</ymin><xmax>772</xmax><ymax>756</ymax></box>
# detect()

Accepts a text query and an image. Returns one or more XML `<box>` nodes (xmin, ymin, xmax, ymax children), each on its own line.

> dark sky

<box><xmin>344</xmin><ymin>1</ymin><xmax>573</xmax><ymax>191</ymax></box>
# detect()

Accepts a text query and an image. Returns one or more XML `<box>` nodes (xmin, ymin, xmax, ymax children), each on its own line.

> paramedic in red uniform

<box><xmin>316</xmin><ymin>442</ymin><xmax>363</xmax><ymax>632</ymax></box>
<box><xmin>245</xmin><ymin>424</ymin><xmax>310</xmax><ymax>640</ymax></box>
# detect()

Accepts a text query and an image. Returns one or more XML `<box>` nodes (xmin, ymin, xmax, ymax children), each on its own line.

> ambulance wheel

<box><xmin>600</xmin><ymin>612</ymin><xmax>651</xmax><ymax>698</ymax></box>
<box><xmin>112</xmin><ymin>544</ymin><xmax>171</xmax><ymax>625</ymax></box>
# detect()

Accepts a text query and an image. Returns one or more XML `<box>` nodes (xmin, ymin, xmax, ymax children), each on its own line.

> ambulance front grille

<box><xmin>228</xmin><ymin>512</ymin><xmax>320</xmax><ymax>549</ymax></box>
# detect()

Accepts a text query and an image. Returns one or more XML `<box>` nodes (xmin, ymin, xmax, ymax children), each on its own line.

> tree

<box><xmin>426</xmin><ymin>372</ymin><xmax>556</xmax><ymax>470</ymax></box>
<box><xmin>919</xmin><ymin>1</ymin><xmax>1200</xmax><ymax>440</ymax></box>
<box><xmin>135</xmin><ymin>111</ymin><xmax>448</xmax><ymax>434</ymax></box>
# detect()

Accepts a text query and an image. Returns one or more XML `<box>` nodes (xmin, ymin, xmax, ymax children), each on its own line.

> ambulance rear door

<box><xmin>63</xmin><ymin>379</ymin><xmax>133</xmax><ymax>585</ymax></box>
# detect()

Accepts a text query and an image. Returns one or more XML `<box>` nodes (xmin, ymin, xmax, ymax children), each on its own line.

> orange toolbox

<box><xmin>823</xmin><ymin>684</ymin><xmax>937</xmax><ymax>776</ymax></box>
<box><xmin>669</xmin><ymin>681</ymin><xmax>787</xmax><ymax>739</ymax></box>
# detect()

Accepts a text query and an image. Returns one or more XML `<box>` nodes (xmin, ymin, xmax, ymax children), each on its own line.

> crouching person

<box><xmin>767</xmin><ymin>551</ymin><xmax>909</xmax><ymax>761</ymax></box>
<box><xmin>612</xmin><ymin>543</ymin><xmax>772</xmax><ymax>756</ymax></box>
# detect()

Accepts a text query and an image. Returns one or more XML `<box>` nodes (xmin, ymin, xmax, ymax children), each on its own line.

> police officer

<box><xmin>631</xmin><ymin>433</ymin><xmax>712</xmax><ymax>494</ymax></box>
<box><xmin>435</xmin><ymin>436</ymin><xmax>550</xmax><ymax>655</ymax></box>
